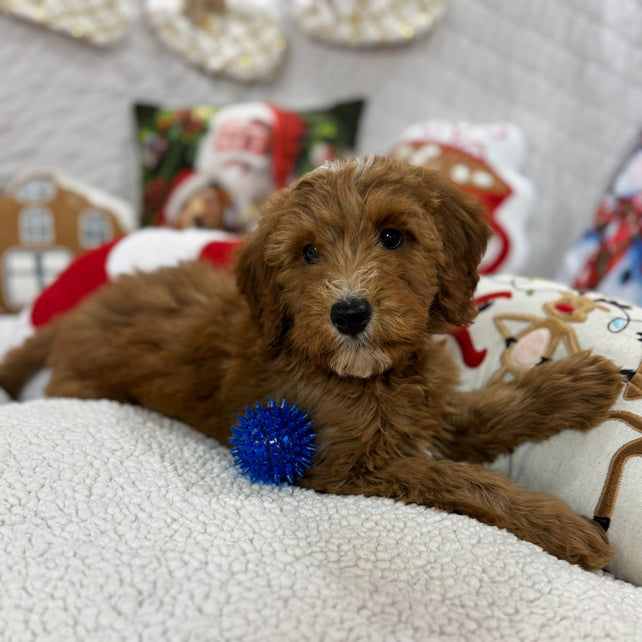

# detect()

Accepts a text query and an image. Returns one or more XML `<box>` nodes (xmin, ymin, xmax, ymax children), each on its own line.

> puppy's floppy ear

<box><xmin>235</xmin><ymin>190</ymin><xmax>290</xmax><ymax>349</ymax></box>
<box><xmin>424</xmin><ymin>171</ymin><xmax>492</xmax><ymax>330</ymax></box>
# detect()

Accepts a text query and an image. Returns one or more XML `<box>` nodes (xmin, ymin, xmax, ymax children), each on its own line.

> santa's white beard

<box><xmin>212</xmin><ymin>152</ymin><xmax>275</xmax><ymax>205</ymax></box>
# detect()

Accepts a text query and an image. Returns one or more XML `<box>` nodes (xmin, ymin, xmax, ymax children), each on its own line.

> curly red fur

<box><xmin>0</xmin><ymin>156</ymin><xmax>621</xmax><ymax>570</ymax></box>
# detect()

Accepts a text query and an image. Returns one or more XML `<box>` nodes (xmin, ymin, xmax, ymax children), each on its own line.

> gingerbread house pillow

<box><xmin>0</xmin><ymin>170</ymin><xmax>136</xmax><ymax>313</ymax></box>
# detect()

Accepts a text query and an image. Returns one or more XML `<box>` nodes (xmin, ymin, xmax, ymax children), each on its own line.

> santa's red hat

<box><xmin>270</xmin><ymin>104</ymin><xmax>308</xmax><ymax>188</ymax></box>
<box><xmin>162</xmin><ymin>168</ymin><xmax>223</xmax><ymax>226</ymax></box>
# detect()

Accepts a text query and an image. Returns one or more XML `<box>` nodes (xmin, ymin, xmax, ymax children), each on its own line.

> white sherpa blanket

<box><xmin>2</xmin><ymin>399</ymin><xmax>642</xmax><ymax>641</ymax></box>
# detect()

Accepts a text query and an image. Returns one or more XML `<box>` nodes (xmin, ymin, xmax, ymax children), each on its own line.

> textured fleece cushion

<box><xmin>389</xmin><ymin>122</ymin><xmax>535</xmax><ymax>275</ymax></box>
<box><xmin>557</xmin><ymin>133</ymin><xmax>642</xmax><ymax>305</ymax></box>
<box><xmin>136</xmin><ymin>99</ymin><xmax>364</xmax><ymax>231</ymax></box>
<box><xmin>444</xmin><ymin>275</ymin><xmax>642</xmax><ymax>586</ymax></box>
<box><xmin>2</xmin><ymin>399</ymin><xmax>642</xmax><ymax>640</ymax></box>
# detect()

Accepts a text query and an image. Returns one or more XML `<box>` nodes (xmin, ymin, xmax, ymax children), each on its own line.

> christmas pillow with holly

<box><xmin>136</xmin><ymin>100</ymin><xmax>364</xmax><ymax>233</ymax></box>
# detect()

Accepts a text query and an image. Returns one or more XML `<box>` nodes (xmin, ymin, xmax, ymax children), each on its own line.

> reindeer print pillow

<box><xmin>446</xmin><ymin>275</ymin><xmax>642</xmax><ymax>586</ymax></box>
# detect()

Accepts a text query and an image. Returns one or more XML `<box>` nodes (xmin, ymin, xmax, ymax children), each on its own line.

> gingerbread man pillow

<box><xmin>389</xmin><ymin>122</ymin><xmax>535</xmax><ymax>275</ymax></box>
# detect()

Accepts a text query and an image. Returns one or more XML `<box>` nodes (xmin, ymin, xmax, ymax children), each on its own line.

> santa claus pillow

<box><xmin>388</xmin><ymin>121</ymin><xmax>536</xmax><ymax>275</ymax></box>
<box><xmin>136</xmin><ymin>100</ymin><xmax>364</xmax><ymax>233</ymax></box>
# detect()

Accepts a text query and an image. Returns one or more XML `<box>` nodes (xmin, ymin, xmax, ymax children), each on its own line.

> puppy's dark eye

<box><xmin>303</xmin><ymin>243</ymin><xmax>319</xmax><ymax>264</ymax></box>
<box><xmin>380</xmin><ymin>228</ymin><xmax>404</xmax><ymax>250</ymax></box>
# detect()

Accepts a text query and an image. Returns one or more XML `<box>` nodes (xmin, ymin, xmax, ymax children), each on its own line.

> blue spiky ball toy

<box><xmin>230</xmin><ymin>398</ymin><xmax>317</xmax><ymax>485</ymax></box>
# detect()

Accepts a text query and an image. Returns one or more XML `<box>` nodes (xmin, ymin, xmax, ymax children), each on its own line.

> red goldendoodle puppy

<box><xmin>0</xmin><ymin>156</ymin><xmax>622</xmax><ymax>569</ymax></box>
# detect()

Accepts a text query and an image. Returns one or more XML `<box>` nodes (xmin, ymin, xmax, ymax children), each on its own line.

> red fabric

<box><xmin>464</xmin><ymin>189</ymin><xmax>512</xmax><ymax>275</ymax></box>
<box><xmin>474</xmin><ymin>291</ymin><xmax>513</xmax><ymax>306</ymax></box>
<box><xmin>30</xmin><ymin>234</ymin><xmax>243</xmax><ymax>330</ymax></box>
<box><xmin>198</xmin><ymin>238</ymin><xmax>243</xmax><ymax>269</ymax></box>
<box><xmin>31</xmin><ymin>238</ymin><xmax>120</xmax><ymax>328</ymax></box>
<box><xmin>447</xmin><ymin>290</ymin><xmax>513</xmax><ymax>368</ymax></box>
<box><xmin>270</xmin><ymin>105</ymin><xmax>308</xmax><ymax>188</ymax></box>
<box><xmin>160</xmin><ymin>167</ymin><xmax>196</xmax><ymax>227</ymax></box>
<box><xmin>449</xmin><ymin>326</ymin><xmax>487</xmax><ymax>368</ymax></box>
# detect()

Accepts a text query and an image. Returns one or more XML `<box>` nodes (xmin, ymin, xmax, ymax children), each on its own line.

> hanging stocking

<box><xmin>0</xmin><ymin>0</ymin><xmax>130</xmax><ymax>45</ymax></box>
<box><xmin>292</xmin><ymin>0</ymin><xmax>448</xmax><ymax>47</ymax></box>
<box><xmin>145</xmin><ymin>0</ymin><xmax>287</xmax><ymax>82</ymax></box>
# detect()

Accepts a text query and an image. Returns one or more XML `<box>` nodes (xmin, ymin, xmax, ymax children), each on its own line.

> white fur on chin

<box><xmin>329</xmin><ymin>341</ymin><xmax>392</xmax><ymax>379</ymax></box>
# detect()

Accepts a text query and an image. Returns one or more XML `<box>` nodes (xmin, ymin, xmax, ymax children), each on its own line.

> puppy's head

<box><xmin>236</xmin><ymin>156</ymin><xmax>491</xmax><ymax>378</ymax></box>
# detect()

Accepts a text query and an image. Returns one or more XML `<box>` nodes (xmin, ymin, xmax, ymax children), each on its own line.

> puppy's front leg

<box><xmin>315</xmin><ymin>457</ymin><xmax>613</xmax><ymax>570</ymax></box>
<box><xmin>439</xmin><ymin>351</ymin><xmax>623</xmax><ymax>463</ymax></box>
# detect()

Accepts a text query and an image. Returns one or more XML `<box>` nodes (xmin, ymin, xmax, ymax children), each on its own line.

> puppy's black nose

<box><xmin>331</xmin><ymin>298</ymin><xmax>372</xmax><ymax>336</ymax></box>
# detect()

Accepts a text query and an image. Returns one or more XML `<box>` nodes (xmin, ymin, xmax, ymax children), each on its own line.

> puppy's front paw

<box><xmin>552</xmin><ymin>515</ymin><xmax>614</xmax><ymax>571</ymax></box>
<box><xmin>521</xmin><ymin>351</ymin><xmax>623</xmax><ymax>431</ymax></box>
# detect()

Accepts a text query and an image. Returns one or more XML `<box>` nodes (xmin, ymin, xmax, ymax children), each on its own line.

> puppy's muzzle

<box><xmin>331</xmin><ymin>297</ymin><xmax>372</xmax><ymax>337</ymax></box>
